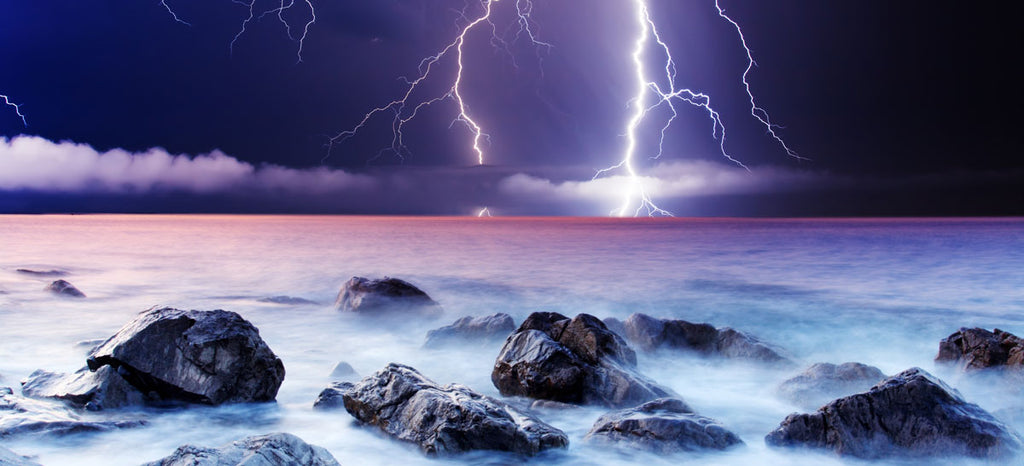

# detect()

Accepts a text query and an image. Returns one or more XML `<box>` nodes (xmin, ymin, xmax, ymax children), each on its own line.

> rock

<box><xmin>936</xmin><ymin>327</ymin><xmax>1024</xmax><ymax>371</ymax></box>
<box><xmin>21</xmin><ymin>366</ymin><xmax>143</xmax><ymax>411</ymax></box>
<box><xmin>312</xmin><ymin>382</ymin><xmax>352</xmax><ymax>410</ymax></box>
<box><xmin>328</xmin><ymin>361</ymin><xmax>357</xmax><ymax>381</ymax></box>
<box><xmin>0</xmin><ymin>445</ymin><xmax>41</xmax><ymax>466</ymax></box>
<box><xmin>622</xmin><ymin>313</ymin><xmax>790</xmax><ymax>364</ymax></box>
<box><xmin>602</xmin><ymin>317</ymin><xmax>626</xmax><ymax>338</ymax></box>
<box><xmin>585</xmin><ymin>398</ymin><xmax>743</xmax><ymax>453</ymax></box>
<box><xmin>44</xmin><ymin>279</ymin><xmax>85</xmax><ymax>298</ymax></box>
<box><xmin>765</xmin><ymin>367</ymin><xmax>1022</xmax><ymax>459</ymax></box>
<box><xmin>423</xmin><ymin>313</ymin><xmax>516</xmax><ymax>348</ymax></box>
<box><xmin>257</xmin><ymin>296</ymin><xmax>319</xmax><ymax>305</ymax></box>
<box><xmin>142</xmin><ymin>432</ymin><xmax>340</xmax><ymax>466</ymax></box>
<box><xmin>1</xmin><ymin>386</ymin><xmax>144</xmax><ymax>438</ymax></box>
<box><xmin>334</xmin><ymin>276</ymin><xmax>441</xmax><ymax>315</ymax></box>
<box><xmin>16</xmin><ymin>268</ymin><xmax>68</xmax><ymax>277</ymax></box>
<box><xmin>85</xmin><ymin>307</ymin><xmax>285</xmax><ymax>405</ymax></box>
<box><xmin>776</xmin><ymin>362</ymin><xmax>887</xmax><ymax>409</ymax></box>
<box><xmin>341</xmin><ymin>363</ymin><xmax>568</xmax><ymax>456</ymax></box>
<box><xmin>492</xmin><ymin>312</ymin><xmax>674</xmax><ymax>408</ymax></box>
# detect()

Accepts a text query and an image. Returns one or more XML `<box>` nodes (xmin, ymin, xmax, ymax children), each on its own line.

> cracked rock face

<box><xmin>492</xmin><ymin>312</ymin><xmax>674</xmax><ymax>408</ymax></box>
<box><xmin>143</xmin><ymin>432</ymin><xmax>340</xmax><ymax>466</ymax></box>
<box><xmin>341</xmin><ymin>363</ymin><xmax>568</xmax><ymax>456</ymax></box>
<box><xmin>765</xmin><ymin>367</ymin><xmax>1023</xmax><ymax>459</ymax></box>
<box><xmin>585</xmin><ymin>398</ymin><xmax>743</xmax><ymax>453</ymax></box>
<box><xmin>936</xmin><ymin>327</ymin><xmax>1024</xmax><ymax>371</ymax></box>
<box><xmin>334</xmin><ymin>276</ymin><xmax>442</xmax><ymax>316</ymax></box>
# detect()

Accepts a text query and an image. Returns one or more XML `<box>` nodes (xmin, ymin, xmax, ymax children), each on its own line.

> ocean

<box><xmin>1</xmin><ymin>215</ymin><xmax>1022</xmax><ymax>465</ymax></box>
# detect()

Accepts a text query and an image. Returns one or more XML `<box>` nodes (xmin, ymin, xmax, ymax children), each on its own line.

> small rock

<box><xmin>0</xmin><ymin>445</ymin><xmax>41</xmax><ymax>466</ymax></box>
<box><xmin>328</xmin><ymin>361</ymin><xmax>357</xmax><ymax>381</ymax></box>
<box><xmin>622</xmin><ymin>313</ymin><xmax>790</xmax><ymax>364</ymax></box>
<box><xmin>936</xmin><ymin>327</ymin><xmax>1024</xmax><ymax>371</ymax></box>
<box><xmin>334</xmin><ymin>276</ymin><xmax>441</xmax><ymax>315</ymax></box>
<box><xmin>1</xmin><ymin>386</ymin><xmax>144</xmax><ymax>438</ymax></box>
<box><xmin>257</xmin><ymin>296</ymin><xmax>319</xmax><ymax>305</ymax></box>
<box><xmin>423</xmin><ymin>313</ymin><xmax>516</xmax><ymax>348</ymax></box>
<box><xmin>16</xmin><ymin>268</ymin><xmax>68</xmax><ymax>277</ymax></box>
<box><xmin>44</xmin><ymin>279</ymin><xmax>85</xmax><ymax>298</ymax></box>
<box><xmin>312</xmin><ymin>382</ymin><xmax>353</xmax><ymax>410</ymax></box>
<box><xmin>341</xmin><ymin>363</ymin><xmax>568</xmax><ymax>456</ymax></box>
<box><xmin>142</xmin><ymin>432</ymin><xmax>340</xmax><ymax>466</ymax></box>
<box><xmin>776</xmin><ymin>362</ymin><xmax>887</xmax><ymax>409</ymax></box>
<box><xmin>21</xmin><ymin>366</ymin><xmax>143</xmax><ymax>411</ymax></box>
<box><xmin>585</xmin><ymin>398</ymin><xmax>743</xmax><ymax>453</ymax></box>
<box><xmin>765</xmin><ymin>367</ymin><xmax>1022</xmax><ymax>459</ymax></box>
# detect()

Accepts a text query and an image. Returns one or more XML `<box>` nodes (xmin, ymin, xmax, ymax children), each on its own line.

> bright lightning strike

<box><xmin>1</xmin><ymin>94</ymin><xmax>28</xmax><ymax>127</ymax></box>
<box><xmin>160</xmin><ymin>0</ymin><xmax>192</xmax><ymax>27</ymax></box>
<box><xmin>597</xmin><ymin>0</ymin><xmax>799</xmax><ymax>217</ymax></box>
<box><xmin>477</xmin><ymin>207</ymin><xmax>493</xmax><ymax>217</ymax></box>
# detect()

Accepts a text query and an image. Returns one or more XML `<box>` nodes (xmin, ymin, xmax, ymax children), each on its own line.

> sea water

<box><xmin>0</xmin><ymin>215</ymin><xmax>1022</xmax><ymax>465</ymax></box>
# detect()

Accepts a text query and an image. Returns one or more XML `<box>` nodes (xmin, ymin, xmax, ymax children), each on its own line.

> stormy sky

<box><xmin>0</xmin><ymin>0</ymin><xmax>1020</xmax><ymax>216</ymax></box>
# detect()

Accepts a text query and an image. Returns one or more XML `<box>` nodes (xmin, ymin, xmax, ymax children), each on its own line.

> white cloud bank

<box><xmin>0</xmin><ymin>136</ymin><xmax>372</xmax><ymax>194</ymax></box>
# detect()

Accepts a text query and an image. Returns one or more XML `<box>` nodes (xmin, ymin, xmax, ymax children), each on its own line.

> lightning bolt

<box><xmin>159</xmin><ymin>0</ymin><xmax>192</xmax><ymax>27</ymax></box>
<box><xmin>476</xmin><ymin>207</ymin><xmax>493</xmax><ymax>217</ymax></box>
<box><xmin>2</xmin><ymin>94</ymin><xmax>27</xmax><ymax>127</ymax></box>
<box><xmin>596</xmin><ymin>0</ymin><xmax>799</xmax><ymax>217</ymax></box>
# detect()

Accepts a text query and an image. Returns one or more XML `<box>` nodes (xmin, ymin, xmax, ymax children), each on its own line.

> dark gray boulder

<box><xmin>341</xmin><ymin>363</ymin><xmax>568</xmax><ymax>456</ymax></box>
<box><xmin>312</xmin><ymin>382</ymin><xmax>353</xmax><ymax>410</ymax></box>
<box><xmin>21</xmin><ymin>366</ymin><xmax>143</xmax><ymax>411</ymax></box>
<box><xmin>45</xmin><ymin>279</ymin><xmax>85</xmax><ymax>298</ymax></box>
<box><xmin>334</xmin><ymin>276</ymin><xmax>441</xmax><ymax>315</ymax></box>
<box><xmin>765</xmin><ymin>367</ymin><xmax>1022</xmax><ymax>459</ymax></box>
<box><xmin>492</xmin><ymin>312</ymin><xmax>674</xmax><ymax>408</ymax></box>
<box><xmin>0</xmin><ymin>445</ymin><xmax>41</xmax><ymax>466</ymax></box>
<box><xmin>622</xmin><ymin>313</ymin><xmax>790</xmax><ymax>364</ymax></box>
<box><xmin>143</xmin><ymin>432</ymin><xmax>340</xmax><ymax>466</ymax></box>
<box><xmin>328</xmin><ymin>361</ymin><xmax>357</xmax><ymax>381</ymax></box>
<box><xmin>585</xmin><ymin>398</ymin><xmax>743</xmax><ymax>453</ymax></box>
<box><xmin>936</xmin><ymin>327</ymin><xmax>1024</xmax><ymax>371</ymax></box>
<box><xmin>84</xmin><ymin>307</ymin><xmax>285</xmax><ymax>405</ymax></box>
<box><xmin>776</xmin><ymin>362</ymin><xmax>887</xmax><ymax>409</ymax></box>
<box><xmin>424</xmin><ymin>313</ymin><xmax>516</xmax><ymax>348</ymax></box>
<box><xmin>1</xmin><ymin>386</ymin><xmax>144</xmax><ymax>438</ymax></box>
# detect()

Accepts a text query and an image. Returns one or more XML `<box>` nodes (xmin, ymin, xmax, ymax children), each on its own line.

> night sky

<box><xmin>0</xmin><ymin>0</ymin><xmax>1020</xmax><ymax>216</ymax></box>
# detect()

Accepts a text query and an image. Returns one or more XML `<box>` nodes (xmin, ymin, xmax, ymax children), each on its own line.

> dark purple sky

<box><xmin>0</xmin><ymin>0</ymin><xmax>1020</xmax><ymax>215</ymax></box>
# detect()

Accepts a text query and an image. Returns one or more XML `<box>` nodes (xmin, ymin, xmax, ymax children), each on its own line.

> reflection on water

<box><xmin>0</xmin><ymin>215</ymin><xmax>1022</xmax><ymax>465</ymax></box>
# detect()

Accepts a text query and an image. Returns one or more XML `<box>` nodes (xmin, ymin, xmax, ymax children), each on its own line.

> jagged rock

<box><xmin>334</xmin><ymin>276</ymin><xmax>441</xmax><ymax>315</ymax></box>
<box><xmin>492</xmin><ymin>312</ymin><xmax>674</xmax><ymax>408</ymax></box>
<box><xmin>85</xmin><ymin>307</ymin><xmax>285</xmax><ymax>405</ymax></box>
<box><xmin>328</xmin><ymin>361</ymin><xmax>357</xmax><ymax>381</ymax></box>
<box><xmin>342</xmin><ymin>363</ymin><xmax>568</xmax><ymax>456</ymax></box>
<box><xmin>257</xmin><ymin>296</ymin><xmax>319</xmax><ymax>305</ymax></box>
<box><xmin>142</xmin><ymin>432</ymin><xmax>340</xmax><ymax>466</ymax></box>
<box><xmin>622</xmin><ymin>313</ymin><xmax>790</xmax><ymax>364</ymax></box>
<box><xmin>1</xmin><ymin>386</ymin><xmax>144</xmax><ymax>438</ymax></box>
<box><xmin>776</xmin><ymin>362</ymin><xmax>887</xmax><ymax>409</ymax></box>
<box><xmin>936</xmin><ymin>327</ymin><xmax>1024</xmax><ymax>371</ymax></box>
<box><xmin>16</xmin><ymin>268</ymin><xmax>68</xmax><ymax>277</ymax></box>
<box><xmin>0</xmin><ymin>445</ymin><xmax>41</xmax><ymax>466</ymax></box>
<box><xmin>21</xmin><ymin>366</ymin><xmax>143</xmax><ymax>411</ymax></box>
<box><xmin>765</xmin><ymin>367</ymin><xmax>1022</xmax><ymax>459</ymax></box>
<box><xmin>424</xmin><ymin>313</ymin><xmax>515</xmax><ymax>348</ymax></box>
<box><xmin>312</xmin><ymin>382</ymin><xmax>352</xmax><ymax>410</ymax></box>
<box><xmin>44</xmin><ymin>279</ymin><xmax>85</xmax><ymax>298</ymax></box>
<box><xmin>585</xmin><ymin>398</ymin><xmax>742</xmax><ymax>452</ymax></box>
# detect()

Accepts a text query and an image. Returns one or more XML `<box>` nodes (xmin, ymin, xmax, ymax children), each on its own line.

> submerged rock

<box><xmin>424</xmin><ymin>313</ymin><xmax>516</xmax><ymax>348</ymax></box>
<box><xmin>622</xmin><ymin>313</ymin><xmax>790</xmax><ymax>364</ymax></box>
<box><xmin>585</xmin><ymin>398</ymin><xmax>743</xmax><ymax>453</ymax></box>
<box><xmin>342</xmin><ymin>363</ymin><xmax>568</xmax><ymax>456</ymax></box>
<box><xmin>143</xmin><ymin>432</ymin><xmax>340</xmax><ymax>466</ymax></box>
<box><xmin>16</xmin><ymin>268</ymin><xmax>68</xmax><ymax>277</ymax></box>
<box><xmin>936</xmin><ymin>327</ymin><xmax>1024</xmax><ymax>371</ymax></box>
<box><xmin>765</xmin><ymin>367</ymin><xmax>1022</xmax><ymax>459</ymax></box>
<box><xmin>21</xmin><ymin>366</ymin><xmax>143</xmax><ymax>411</ymax></box>
<box><xmin>44</xmin><ymin>279</ymin><xmax>85</xmax><ymax>298</ymax></box>
<box><xmin>312</xmin><ymin>382</ymin><xmax>352</xmax><ymax>411</ymax></box>
<box><xmin>334</xmin><ymin>276</ymin><xmax>441</xmax><ymax>316</ymax></box>
<box><xmin>257</xmin><ymin>296</ymin><xmax>319</xmax><ymax>305</ymax></box>
<box><xmin>328</xmin><ymin>361</ymin><xmax>358</xmax><ymax>381</ymax></box>
<box><xmin>776</xmin><ymin>362</ymin><xmax>887</xmax><ymax>409</ymax></box>
<box><xmin>1</xmin><ymin>386</ymin><xmax>144</xmax><ymax>438</ymax></box>
<box><xmin>492</xmin><ymin>312</ymin><xmax>674</xmax><ymax>408</ymax></box>
<box><xmin>0</xmin><ymin>445</ymin><xmax>41</xmax><ymax>466</ymax></box>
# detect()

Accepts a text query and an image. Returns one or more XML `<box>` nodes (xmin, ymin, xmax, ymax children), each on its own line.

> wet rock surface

<box><xmin>21</xmin><ymin>366</ymin><xmax>143</xmax><ymax>411</ymax></box>
<box><xmin>143</xmin><ymin>432</ymin><xmax>340</xmax><ymax>466</ymax></box>
<box><xmin>341</xmin><ymin>363</ymin><xmax>568</xmax><ymax>456</ymax></box>
<box><xmin>312</xmin><ymin>382</ymin><xmax>353</xmax><ymax>410</ymax></box>
<box><xmin>334</xmin><ymin>276</ymin><xmax>441</xmax><ymax>315</ymax></box>
<box><xmin>1</xmin><ymin>386</ymin><xmax>144</xmax><ymax>438</ymax></box>
<box><xmin>765</xmin><ymin>367</ymin><xmax>1022</xmax><ymax>459</ymax></box>
<box><xmin>936</xmin><ymin>327</ymin><xmax>1024</xmax><ymax>371</ymax></box>
<box><xmin>492</xmin><ymin>312</ymin><xmax>674</xmax><ymax>408</ymax></box>
<box><xmin>622</xmin><ymin>313</ymin><xmax>790</xmax><ymax>364</ymax></box>
<box><xmin>424</xmin><ymin>313</ymin><xmax>515</xmax><ymax>348</ymax></box>
<box><xmin>585</xmin><ymin>398</ymin><xmax>743</xmax><ymax>453</ymax></box>
<box><xmin>44</xmin><ymin>279</ymin><xmax>85</xmax><ymax>298</ymax></box>
<box><xmin>776</xmin><ymin>362</ymin><xmax>887</xmax><ymax>409</ymax></box>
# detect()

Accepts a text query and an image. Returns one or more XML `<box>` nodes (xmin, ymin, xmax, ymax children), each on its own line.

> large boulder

<box><xmin>143</xmin><ymin>432</ymin><xmax>340</xmax><ymax>466</ymax></box>
<box><xmin>423</xmin><ymin>313</ymin><xmax>516</xmax><ymax>348</ymax></box>
<box><xmin>44</xmin><ymin>279</ymin><xmax>85</xmax><ymax>298</ymax></box>
<box><xmin>622</xmin><ymin>313</ymin><xmax>790</xmax><ymax>364</ymax></box>
<box><xmin>492</xmin><ymin>312</ymin><xmax>674</xmax><ymax>408</ymax></box>
<box><xmin>341</xmin><ymin>363</ymin><xmax>568</xmax><ymax>456</ymax></box>
<box><xmin>936</xmin><ymin>327</ymin><xmax>1024</xmax><ymax>371</ymax></box>
<box><xmin>21</xmin><ymin>366</ymin><xmax>143</xmax><ymax>411</ymax></box>
<box><xmin>83</xmin><ymin>307</ymin><xmax>285</xmax><ymax>405</ymax></box>
<box><xmin>765</xmin><ymin>367</ymin><xmax>1022</xmax><ymax>459</ymax></box>
<box><xmin>334</xmin><ymin>276</ymin><xmax>441</xmax><ymax>315</ymax></box>
<box><xmin>776</xmin><ymin>362</ymin><xmax>887</xmax><ymax>410</ymax></box>
<box><xmin>1</xmin><ymin>386</ymin><xmax>143</xmax><ymax>438</ymax></box>
<box><xmin>584</xmin><ymin>398</ymin><xmax>742</xmax><ymax>453</ymax></box>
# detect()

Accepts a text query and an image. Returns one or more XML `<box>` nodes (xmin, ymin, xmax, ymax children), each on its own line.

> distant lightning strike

<box><xmin>2</xmin><ymin>94</ymin><xmax>27</xmax><ymax>127</ymax></box>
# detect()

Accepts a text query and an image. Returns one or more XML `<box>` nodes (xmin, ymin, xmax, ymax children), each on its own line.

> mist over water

<box><xmin>1</xmin><ymin>215</ymin><xmax>1022</xmax><ymax>465</ymax></box>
